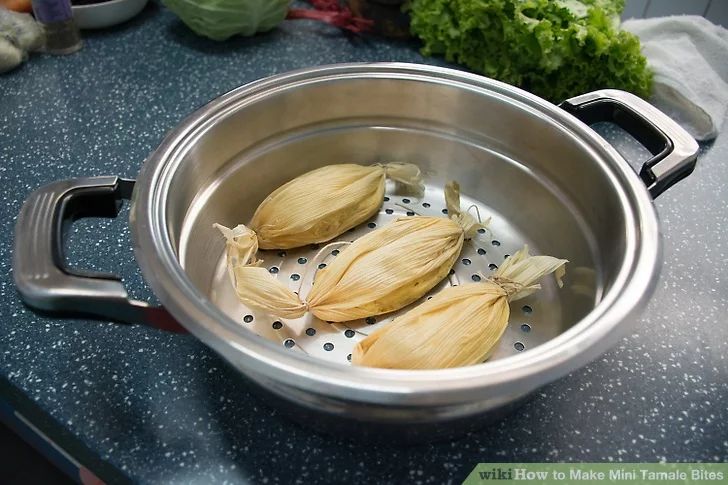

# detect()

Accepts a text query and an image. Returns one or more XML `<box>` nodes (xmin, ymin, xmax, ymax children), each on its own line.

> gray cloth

<box><xmin>623</xmin><ymin>15</ymin><xmax>728</xmax><ymax>141</ymax></box>
<box><xmin>0</xmin><ymin>36</ymin><xmax>23</xmax><ymax>73</ymax></box>
<box><xmin>0</xmin><ymin>7</ymin><xmax>44</xmax><ymax>74</ymax></box>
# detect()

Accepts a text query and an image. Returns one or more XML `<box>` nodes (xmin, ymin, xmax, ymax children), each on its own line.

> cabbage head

<box><xmin>163</xmin><ymin>0</ymin><xmax>291</xmax><ymax>41</ymax></box>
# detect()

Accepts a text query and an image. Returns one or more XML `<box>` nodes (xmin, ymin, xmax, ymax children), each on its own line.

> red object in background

<box><xmin>79</xmin><ymin>467</ymin><xmax>106</xmax><ymax>485</ymax></box>
<box><xmin>287</xmin><ymin>0</ymin><xmax>374</xmax><ymax>34</ymax></box>
<box><xmin>142</xmin><ymin>306</ymin><xmax>189</xmax><ymax>334</ymax></box>
<box><xmin>1</xmin><ymin>0</ymin><xmax>33</xmax><ymax>13</ymax></box>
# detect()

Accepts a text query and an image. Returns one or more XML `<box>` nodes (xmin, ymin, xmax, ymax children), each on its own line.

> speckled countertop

<box><xmin>1</xmin><ymin>3</ymin><xmax>727</xmax><ymax>484</ymax></box>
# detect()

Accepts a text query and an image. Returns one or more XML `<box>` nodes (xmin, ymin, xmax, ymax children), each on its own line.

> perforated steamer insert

<box><xmin>14</xmin><ymin>63</ymin><xmax>698</xmax><ymax>440</ymax></box>
<box><xmin>210</xmin><ymin>182</ymin><xmax>564</xmax><ymax>365</ymax></box>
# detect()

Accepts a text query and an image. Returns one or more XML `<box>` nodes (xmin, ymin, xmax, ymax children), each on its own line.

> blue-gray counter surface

<box><xmin>1</xmin><ymin>4</ymin><xmax>726</xmax><ymax>483</ymax></box>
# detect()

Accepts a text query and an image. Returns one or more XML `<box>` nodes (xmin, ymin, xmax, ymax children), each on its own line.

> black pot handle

<box><xmin>559</xmin><ymin>89</ymin><xmax>699</xmax><ymax>198</ymax></box>
<box><xmin>12</xmin><ymin>176</ymin><xmax>186</xmax><ymax>333</ymax></box>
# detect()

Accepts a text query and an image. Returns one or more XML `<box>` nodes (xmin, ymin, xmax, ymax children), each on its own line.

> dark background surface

<box><xmin>0</xmin><ymin>423</ymin><xmax>72</xmax><ymax>484</ymax></box>
<box><xmin>1</xmin><ymin>3</ymin><xmax>726</xmax><ymax>483</ymax></box>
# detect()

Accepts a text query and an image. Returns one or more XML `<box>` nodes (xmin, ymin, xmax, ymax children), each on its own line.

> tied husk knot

<box><xmin>444</xmin><ymin>180</ymin><xmax>489</xmax><ymax>238</ymax></box>
<box><xmin>352</xmin><ymin>245</ymin><xmax>568</xmax><ymax>369</ymax></box>
<box><xmin>213</xmin><ymin>223</ymin><xmax>260</xmax><ymax>271</ymax></box>
<box><xmin>379</xmin><ymin>162</ymin><xmax>425</xmax><ymax>196</ymax></box>
<box><xmin>492</xmin><ymin>244</ymin><xmax>567</xmax><ymax>301</ymax></box>
<box><xmin>214</xmin><ymin>223</ymin><xmax>308</xmax><ymax>319</ymax></box>
<box><xmin>488</xmin><ymin>276</ymin><xmax>525</xmax><ymax>299</ymax></box>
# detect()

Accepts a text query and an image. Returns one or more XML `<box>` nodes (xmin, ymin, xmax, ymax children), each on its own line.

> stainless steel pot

<box><xmin>13</xmin><ymin>63</ymin><xmax>698</xmax><ymax>441</ymax></box>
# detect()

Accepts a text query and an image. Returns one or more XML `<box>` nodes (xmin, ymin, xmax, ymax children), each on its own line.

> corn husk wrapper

<box><xmin>242</xmin><ymin>163</ymin><xmax>424</xmax><ymax>250</ymax></box>
<box><xmin>213</xmin><ymin>223</ymin><xmax>308</xmax><ymax>318</ymax></box>
<box><xmin>351</xmin><ymin>246</ymin><xmax>568</xmax><ymax>369</ymax></box>
<box><xmin>215</xmin><ymin>181</ymin><xmax>487</xmax><ymax>322</ymax></box>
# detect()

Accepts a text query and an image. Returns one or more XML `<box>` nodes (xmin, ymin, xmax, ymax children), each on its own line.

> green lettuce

<box><xmin>163</xmin><ymin>0</ymin><xmax>290</xmax><ymax>41</ymax></box>
<box><xmin>409</xmin><ymin>0</ymin><xmax>652</xmax><ymax>101</ymax></box>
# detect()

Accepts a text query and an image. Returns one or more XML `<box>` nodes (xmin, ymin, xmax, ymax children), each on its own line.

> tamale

<box><xmin>352</xmin><ymin>246</ymin><xmax>567</xmax><ymax>369</ymax></box>
<box><xmin>239</xmin><ymin>163</ymin><xmax>423</xmax><ymax>250</ymax></box>
<box><xmin>215</xmin><ymin>181</ymin><xmax>488</xmax><ymax>322</ymax></box>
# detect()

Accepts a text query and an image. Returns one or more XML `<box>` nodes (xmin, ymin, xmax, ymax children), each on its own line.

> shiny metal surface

<box><xmin>562</xmin><ymin>90</ymin><xmax>699</xmax><ymax>197</ymax></box>
<box><xmin>131</xmin><ymin>62</ymin><xmax>675</xmax><ymax>412</ymax></box>
<box><xmin>13</xmin><ymin>176</ymin><xmax>186</xmax><ymax>332</ymax></box>
<box><xmin>13</xmin><ymin>177</ymin><xmax>138</xmax><ymax>312</ymax></box>
<box><xmin>18</xmin><ymin>63</ymin><xmax>699</xmax><ymax>436</ymax></box>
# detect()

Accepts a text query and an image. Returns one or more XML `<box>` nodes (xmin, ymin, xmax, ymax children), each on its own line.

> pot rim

<box><xmin>131</xmin><ymin>63</ymin><xmax>661</xmax><ymax>406</ymax></box>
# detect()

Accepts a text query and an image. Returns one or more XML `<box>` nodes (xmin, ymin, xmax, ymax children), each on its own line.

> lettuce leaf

<box><xmin>409</xmin><ymin>0</ymin><xmax>652</xmax><ymax>101</ymax></box>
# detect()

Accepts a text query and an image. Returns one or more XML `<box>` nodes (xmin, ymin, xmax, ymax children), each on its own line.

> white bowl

<box><xmin>72</xmin><ymin>0</ymin><xmax>148</xmax><ymax>29</ymax></box>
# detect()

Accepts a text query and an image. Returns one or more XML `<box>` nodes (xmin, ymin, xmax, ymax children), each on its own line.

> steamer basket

<box><xmin>211</xmin><ymin>185</ymin><xmax>573</xmax><ymax>365</ymax></box>
<box><xmin>14</xmin><ymin>64</ymin><xmax>698</xmax><ymax>441</ymax></box>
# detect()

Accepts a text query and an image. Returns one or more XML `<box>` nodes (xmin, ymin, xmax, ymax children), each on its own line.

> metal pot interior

<box><xmin>158</xmin><ymin>66</ymin><xmax>637</xmax><ymax>367</ymax></box>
